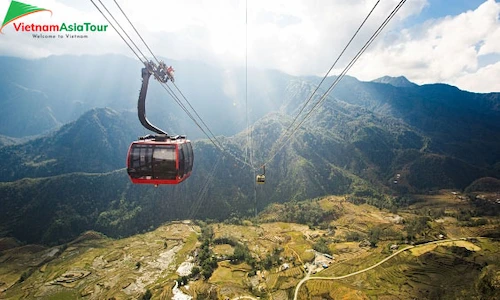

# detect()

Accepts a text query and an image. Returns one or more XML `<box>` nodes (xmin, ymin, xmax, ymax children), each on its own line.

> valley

<box><xmin>0</xmin><ymin>54</ymin><xmax>499</xmax><ymax>299</ymax></box>
<box><xmin>1</xmin><ymin>190</ymin><xmax>499</xmax><ymax>299</ymax></box>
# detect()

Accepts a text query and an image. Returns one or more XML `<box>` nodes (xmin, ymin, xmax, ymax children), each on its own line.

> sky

<box><xmin>0</xmin><ymin>0</ymin><xmax>499</xmax><ymax>93</ymax></box>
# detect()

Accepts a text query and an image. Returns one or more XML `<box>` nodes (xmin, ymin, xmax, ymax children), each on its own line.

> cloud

<box><xmin>454</xmin><ymin>61</ymin><xmax>500</xmax><ymax>93</ymax></box>
<box><xmin>0</xmin><ymin>0</ymin><xmax>498</xmax><ymax>92</ymax></box>
<box><xmin>0</xmin><ymin>1</ymin><xmax>425</xmax><ymax>63</ymax></box>
<box><xmin>350</xmin><ymin>0</ymin><xmax>500</xmax><ymax>92</ymax></box>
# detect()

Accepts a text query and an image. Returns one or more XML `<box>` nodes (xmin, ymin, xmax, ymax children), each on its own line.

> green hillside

<box><xmin>0</xmin><ymin>108</ymin><xmax>139</xmax><ymax>181</ymax></box>
<box><xmin>0</xmin><ymin>106</ymin><xmax>496</xmax><ymax>246</ymax></box>
<box><xmin>1</xmin><ymin>193</ymin><xmax>500</xmax><ymax>299</ymax></box>
<box><xmin>0</xmin><ymin>55</ymin><xmax>499</xmax><ymax>247</ymax></box>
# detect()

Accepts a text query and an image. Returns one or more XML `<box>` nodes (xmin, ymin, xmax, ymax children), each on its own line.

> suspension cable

<box><xmin>89</xmin><ymin>0</ymin><xmax>145</xmax><ymax>64</ymax></box>
<box><xmin>279</xmin><ymin>0</ymin><xmax>381</xmax><ymax>144</ymax></box>
<box><xmin>258</xmin><ymin>0</ymin><xmax>406</xmax><ymax>169</ymax></box>
<box><xmin>111</xmin><ymin>0</ymin><xmax>221</xmax><ymax>145</ymax></box>
<box><xmin>97</xmin><ymin>0</ymin><xmax>149</xmax><ymax>62</ymax></box>
<box><xmin>189</xmin><ymin>154</ymin><xmax>222</xmax><ymax>219</ymax></box>
<box><xmin>163</xmin><ymin>80</ymin><xmax>252</xmax><ymax>169</ymax></box>
<box><xmin>112</xmin><ymin>0</ymin><xmax>161</xmax><ymax>65</ymax></box>
<box><xmin>108</xmin><ymin>0</ymin><xmax>252</xmax><ymax>168</ymax></box>
<box><xmin>90</xmin><ymin>0</ymin><xmax>224</xmax><ymax>153</ymax></box>
<box><xmin>172</xmin><ymin>83</ymin><xmax>224</xmax><ymax>148</ymax></box>
<box><xmin>246</xmin><ymin>0</ymin><xmax>258</xmax><ymax>217</ymax></box>
<box><xmin>99</xmin><ymin>0</ymin><xmax>212</xmax><ymax>141</ymax></box>
<box><xmin>93</xmin><ymin>0</ymin><xmax>253</xmax><ymax>169</ymax></box>
<box><xmin>245</xmin><ymin>0</ymin><xmax>250</xmax><ymax>165</ymax></box>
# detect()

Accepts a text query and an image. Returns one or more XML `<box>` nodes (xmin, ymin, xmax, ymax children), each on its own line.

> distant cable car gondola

<box><xmin>126</xmin><ymin>61</ymin><xmax>194</xmax><ymax>186</ymax></box>
<box><xmin>256</xmin><ymin>165</ymin><xmax>265</xmax><ymax>184</ymax></box>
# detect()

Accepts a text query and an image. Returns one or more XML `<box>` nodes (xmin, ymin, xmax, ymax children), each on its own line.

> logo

<box><xmin>1</xmin><ymin>0</ymin><xmax>108</xmax><ymax>38</ymax></box>
<box><xmin>1</xmin><ymin>0</ymin><xmax>52</xmax><ymax>33</ymax></box>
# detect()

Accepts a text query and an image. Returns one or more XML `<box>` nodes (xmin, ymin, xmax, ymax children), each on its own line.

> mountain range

<box><xmin>0</xmin><ymin>54</ymin><xmax>499</xmax><ymax>245</ymax></box>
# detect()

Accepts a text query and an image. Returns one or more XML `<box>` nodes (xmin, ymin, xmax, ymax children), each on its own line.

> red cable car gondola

<box><xmin>127</xmin><ymin>136</ymin><xmax>193</xmax><ymax>185</ymax></box>
<box><xmin>126</xmin><ymin>61</ymin><xmax>194</xmax><ymax>185</ymax></box>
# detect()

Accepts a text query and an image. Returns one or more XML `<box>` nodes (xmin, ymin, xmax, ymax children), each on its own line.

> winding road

<box><xmin>293</xmin><ymin>238</ymin><xmax>467</xmax><ymax>300</ymax></box>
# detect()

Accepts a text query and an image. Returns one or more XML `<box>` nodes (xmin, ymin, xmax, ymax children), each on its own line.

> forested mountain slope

<box><xmin>0</xmin><ymin>55</ymin><xmax>499</xmax><ymax>245</ymax></box>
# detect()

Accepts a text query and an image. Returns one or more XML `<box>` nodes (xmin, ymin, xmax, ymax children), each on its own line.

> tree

<box><xmin>368</xmin><ymin>226</ymin><xmax>381</xmax><ymax>247</ymax></box>
<box><xmin>231</xmin><ymin>243</ymin><xmax>251</xmax><ymax>264</ymax></box>
<box><xmin>345</xmin><ymin>231</ymin><xmax>362</xmax><ymax>242</ymax></box>
<box><xmin>262</xmin><ymin>254</ymin><xmax>273</xmax><ymax>270</ymax></box>
<box><xmin>190</xmin><ymin>266</ymin><xmax>200</xmax><ymax>277</ymax></box>
<box><xmin>177</xmin><ymin>276</ymin><xmax>188</xmax><ymax>286</ymax></box>
<box><xmin>201</xmin><ymin>264</ymin><xmax>214</xmax><ymax>279</ymax></box>
<box><xmin>18</xmin><ymin>271</ymin><xmax>29</xmax><ymax>283</ymax></box>
<box><xmin>313</xmin><ymin>238</ymin><xmax>332</xmax><ymax>255</ymax></box>
<box><xmin>141</xmin><ymin>289</ymin><xmax>152</xmax><ymax>300</ymax></box>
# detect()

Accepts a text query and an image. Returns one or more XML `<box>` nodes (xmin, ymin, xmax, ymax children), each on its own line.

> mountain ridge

<box><xmin>372</xmin><ymin>75</ymin><xmax>418</xmax><ymax>88</ymax></box>
<box><xmin>0</xmin><ymin>104</ymin><xmax>495</xmax><ymax>245</ymax></box>
<box><xmin>0</xmin><ymin>55</ymin><xmax>499</xmax><ymax>246</ymax></box>
<box><xmin>0</xmin><ymin>108</ymin><xmax>140</xmax><ymax>182</ymax></box>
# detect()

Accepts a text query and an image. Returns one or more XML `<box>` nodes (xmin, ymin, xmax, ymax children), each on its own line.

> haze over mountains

<box><xmin>0</xmin><ymin>54</ymin><xmax>499</xmax><ymax>245</ymax></box>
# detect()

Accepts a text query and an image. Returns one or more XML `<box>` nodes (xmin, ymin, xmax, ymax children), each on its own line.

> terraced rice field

<box><xmin>410</xmin><ymin>240</ymin><xmax>480</xmax><ymax>256</ymax></box>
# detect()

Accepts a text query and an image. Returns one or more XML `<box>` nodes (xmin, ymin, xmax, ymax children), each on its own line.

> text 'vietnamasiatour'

<box><xmin>12</xmin><ymin>22</ymin><xmax>108</xmax><ymax>32</ymax></box>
